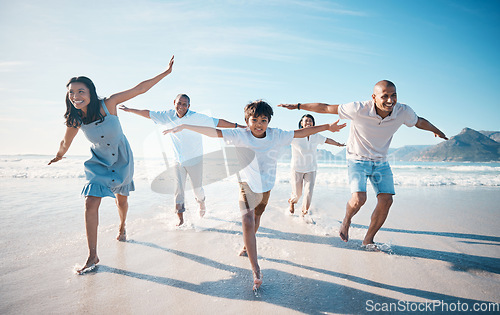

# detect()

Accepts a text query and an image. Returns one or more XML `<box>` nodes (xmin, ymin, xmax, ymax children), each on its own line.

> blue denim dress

<box><xmin>79</xmin><ymin>100</ymin><xmax>134</xmax><ymax>198</ymax></box>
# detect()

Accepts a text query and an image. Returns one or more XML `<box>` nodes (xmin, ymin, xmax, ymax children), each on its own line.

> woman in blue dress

<box><xmin>49</xmin><ymin>56</ymin><xmax>174</xmax><ymax>274</ymax></box>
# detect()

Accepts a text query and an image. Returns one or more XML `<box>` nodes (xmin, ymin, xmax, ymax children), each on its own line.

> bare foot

<box><xmin>361</xmin><ymin>243</ymin><xmax>380</xmax><ymax>252</ymax></box>
<box><xmin>238</xmin><ymin>247</ymin><xmax>248</xmax><ymax>257</ymax></box>
<box><xmin>77</xmin><ymin>255</ymin><xmax>100</xmax><ymax>274</ymax></box>
<box><xmin>288</xmin><ymin>199</ymin><xmax>294</xmax><ymax>214</ymax></box>
<box><xmin>301</xmin><ymin>209</ymin><xmax>308</xmax><ymax>216</ymax></box>
<box><xmin>176</xmin><ymin>212</ymin><xmax>184</xmax><ymax>226</ymax></box>
<box><xmin>339</xmin><ymin>220</ymin><xmax>350</xmax><ymax>242</ymax></box>
<box><xmin>253</xmin><ymin>270</ymin><xmax>263</xmax><ymax>290</ymax></box>
<box><xmin>199</xmin><ymin>203</ymin><xmax>206</xmax><ymax>218</ymax></box>
<box><xmin>116</xmin><ymin>225</ymin><xmax>126</xmax><ymax>242</ymax></box>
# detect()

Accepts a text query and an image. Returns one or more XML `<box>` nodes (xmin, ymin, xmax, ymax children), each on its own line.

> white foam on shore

<box><xmin>1</xmin><ymin>155</ymin><xmax>500</xmax><ymax>187</ymax></box>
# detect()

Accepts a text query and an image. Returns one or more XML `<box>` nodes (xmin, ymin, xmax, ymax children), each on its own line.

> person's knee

<box><xmin>241</xmin><ymin>212</ymin><xmax>255</xmax><ymax>228</ymax></box>
<box><xmin>115</xmin><ymin>197</ymin><xmax>128</xmax><ymax>209</ymax></box>
<box><xmin>350</xmin><ymin>192</ymin><xmax>367</xmax><ymax>208</ymax></box>
<box><xmin>377</xmin><ymin>194</ymin><xmax>393</xmax><ymax>209</ymax></box>
<box><xmin>85</xmin><ymin>197</ymin><xmax>100</xmax><ymax>212</ymax></box>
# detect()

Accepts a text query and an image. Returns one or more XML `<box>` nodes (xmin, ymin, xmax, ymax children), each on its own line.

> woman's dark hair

<box><xmin>244</xmin><ymin>100</ymin><xmax>273</xmax><ymax>122</ymax></box>
<box><xmin>298</xmin><ymin>114</ymin><xmax>315</xmax><ymax>129</ymax></box>
<box><xmin>64</xmin><ymin>76</ymin><xmax>104</xmax><ymax>128</ymax></box>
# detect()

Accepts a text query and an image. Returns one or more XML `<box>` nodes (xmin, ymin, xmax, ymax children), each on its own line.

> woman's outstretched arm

<box><xmin>48</xmin><ymin>126</ymin><xmax>80</xmax><ymax>165</ymax></box>
<box><xmin>105</xmin><ymin>55</ymin><xmax>175</xmax><ymax>113</ymax></box>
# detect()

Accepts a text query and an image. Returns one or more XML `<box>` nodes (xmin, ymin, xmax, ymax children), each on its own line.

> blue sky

<box><xmin>1</xmin><ymin>0</ymin><xmax>499</xmax><ymax>156</ymax></box>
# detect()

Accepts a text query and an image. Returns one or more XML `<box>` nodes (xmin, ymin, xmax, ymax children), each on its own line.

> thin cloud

<box><xmin>289</xmin><ymin>0</ymin><xmax>368</xmax><ymax>16</ymax></box>
<box><xmin>0</xmin><ymin>61</ymin><xmax>26</xmax><ymax>72</ymax></box>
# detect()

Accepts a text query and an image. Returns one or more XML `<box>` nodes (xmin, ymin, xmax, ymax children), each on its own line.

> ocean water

<box><xmin>2</xmin><ymin>154</ymin><xmax>499</xmax><ymax>186</ymax></box>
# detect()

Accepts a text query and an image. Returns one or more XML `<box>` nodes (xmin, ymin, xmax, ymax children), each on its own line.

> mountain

<box><xmin>388</xmin><ymin>145</ymin><xmax>430</xmax><ymax>161</ymax></box>
<box><xmin>278</xmin><ymin>128</ymin><xmax>499</xmax><ymax>163</ymax></box>
<box><xmin>277</xmin><ymin>145</ymin><xmax>336</xmax><ymax>162</ymax></box>
<box><xmin>334</xmin><ymin>148</ymin><xmax>347</xmax><ymax>160</ymax></box>
<box><xmin>480</xmin><ymin>130</ymin><xmax>500</xmax><ymax>143</ymax></box>
<box><xmin>411</xmin><ymin>128</ymin><xmax>500</xmax><ymax>162</ymax></box>
<box><xmin>334</xmin><ymin>146</ymin><xmax>431</xmax><ymax>161</ymax></box>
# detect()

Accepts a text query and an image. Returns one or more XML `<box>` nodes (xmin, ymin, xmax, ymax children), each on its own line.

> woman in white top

<box><xmin>289</xmin><ymin>114</ymin><xmax>345</xmax><ymax>215</ymax></box>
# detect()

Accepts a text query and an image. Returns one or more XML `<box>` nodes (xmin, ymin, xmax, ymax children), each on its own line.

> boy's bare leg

<box><xmin>239</xmin><ymin>213</ymin><xmax>263</xmax><ymax>256</ymax></box>
<box><xmin>339</xmin><ymin>192</ymin><xmax>366</xmax><ymax>242</ymax></box>
<box><xmin>78</xmin><ymin>196</ymin><xmax>101</xmax><ymax>273</ymax></box>
<box><xmin>362</xmin><ymin>193</ymin><xmax>393</xmax><ymax>245</ymax></box>
<box><xmin>254</xmin><ymin>213</ymin><xmax>262</xmax><ymax>232</ymax></box>
<box><xmin>241</xmin><ymin>210</ymin><xmax>262</xmax><ymax>289</ymax></box>
<box><xmin>115</xmin><ymin>194</ymin><xmax>128</xmax><ymax>241</ymax></box>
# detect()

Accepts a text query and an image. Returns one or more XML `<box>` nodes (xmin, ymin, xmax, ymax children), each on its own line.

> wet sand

<box><xmin>1</xmin><ymin>177</ymin><xmax>499</xmax><ymax>314</ymax></box>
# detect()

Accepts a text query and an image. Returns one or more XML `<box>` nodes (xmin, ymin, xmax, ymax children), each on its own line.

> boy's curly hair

<box><xmin>244</xmin><ymin>100</ymin><xmax>273</xmax><ymax>122</ymax></box>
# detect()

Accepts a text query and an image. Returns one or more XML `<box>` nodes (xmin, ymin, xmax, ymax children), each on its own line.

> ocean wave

<box><xmin>1</xmin><ymin>156</ymin><xmax>499</xmax><ymax>187</ymax></box>
<box><xmin>391</xmin><ymin>164</ymin><xmax>500</xmax><ymax>172</ymax></box>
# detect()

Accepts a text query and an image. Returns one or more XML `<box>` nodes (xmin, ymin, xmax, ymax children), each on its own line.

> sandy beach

<box><xmin>1</xmin><ymin>156</ymin><xmax>499</xmax><ymax>314</ymax></box>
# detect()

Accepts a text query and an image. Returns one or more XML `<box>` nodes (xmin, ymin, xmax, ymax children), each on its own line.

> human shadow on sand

<box><xmin>96</xmin><ymin>241</ymin><xmax>494</xmax><ymax>314</ymax></box>
<box><xmin>200</xmin><ymin>222</ymin><xmax>500</xmax><ymax>274</ymax></box>
<box><xmin>349</xmin><ymin>222</ymin><xmax>500</xmax><ymax>243</ymax></box>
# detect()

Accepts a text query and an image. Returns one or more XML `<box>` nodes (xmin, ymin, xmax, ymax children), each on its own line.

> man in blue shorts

<box><xmin>279</xmin><ymin>80</ymin><xmax>448</xmax><ymax>248</ymax></box>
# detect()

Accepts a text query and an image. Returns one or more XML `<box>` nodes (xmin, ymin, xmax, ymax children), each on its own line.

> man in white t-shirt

<box><xmin>120</xmin><ymin>94</ymin><xmax>243</xmax><ymax>226</ymax></box>
<box><xmin>279</xmin><ymin>80</ymin><xmax>448</xmax><ymax>249</ymax></box>
<box><xmin>162</xmin><ymin>100</ymin><xmax>346</xmax><ymax>290</ymax></box>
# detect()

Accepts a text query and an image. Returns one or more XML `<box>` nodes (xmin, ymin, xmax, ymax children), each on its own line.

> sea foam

<box><xmin>1</xmin><ymin>155</ymin><xmax>499</xmax><ymax>187</ymax></box>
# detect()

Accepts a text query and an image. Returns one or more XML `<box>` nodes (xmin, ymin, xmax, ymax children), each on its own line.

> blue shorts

<box><xmin>348</xmin><ymin>159</ymin><xmax>395</xmax><ymax>195</ymax></box>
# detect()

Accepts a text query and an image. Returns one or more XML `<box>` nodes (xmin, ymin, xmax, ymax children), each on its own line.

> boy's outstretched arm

<box><xmin>325</xmin><ymin>138</ymin><xmax>345</xmax><ymax>147</ymax></box>
<box><xmin>217</xmin><ymin>119</ymin><xmax>246</xmax><ymax>128</ymax></box>
<box><xmin>278</xmin><ymin>102</ymin><xmax>340</xmax><ymax>114</ymax></box>
<box><xmin>294</xmin><ymin>120</ymin><xmax>346</xmax><ymax>138</ymax></box>
<box><xmin>118</xmin><ymin>104</ymin><xmax>151</xmax><ymax>119</ymax></box>
<box><xmin>163</xmin><ymin>124</ymin><xmax>223</xmax><ymax>138</ymax></box>
<box><xmin>415</xmin><ymin>117</ymin><xmax>448</xmax><ymax>140</ymax></box>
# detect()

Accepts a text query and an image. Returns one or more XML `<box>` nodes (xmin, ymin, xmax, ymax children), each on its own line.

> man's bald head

<box><xmin>372</xmin><ymin>80</ymin><xmax>398</xmax><ymax>118</ymax></box>
<box><xmin>374</xmin><ymin>80</ymin><xmax>396</xmax><ymax>94</ymax></box>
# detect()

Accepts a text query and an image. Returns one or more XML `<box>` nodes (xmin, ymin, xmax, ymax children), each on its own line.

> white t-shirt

<box><xmin>338</xmin><ymin>100</ymin><xmax>418</xmax><ymax>161</ymax></box>
<box><xmin>290</xmin><ymin>133</ymin><xmax>327</xmax><ymax>173</ymax></box>
<box><xmin>150</xmin><ymin>109</ymin><xmax>219</xmax><ymax>165</ymax></box>
<box><xmin>222</xmin><ymin>127</ymin><xmax>294</xmax><ymax>193</ymax></box>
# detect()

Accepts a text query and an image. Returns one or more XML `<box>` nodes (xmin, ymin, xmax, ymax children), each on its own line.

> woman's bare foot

<box><xmin>253</xmin><ymin>270</ymin><xmax>263</xmax><ymax>290</ymax></box>
<box><xmin>288</xmin><ymin>199</ymin><xmax>295</xmax><ymax>214</ymax></box>
<box><xmin>199</xmin><ymin>203</ymin><xmax>206</xmax><ymax>218</ymax></box>
<box><xmin>238</xmin><ymin>247</ymin><xmax>248</xmax><ymax>257</ymax></box>
<box><xmin>77</xmin><ymin>255</ymin><xmax>100</xmax><ymax>274</ymax></box>
<box><xmin>301</xmin><ymin>209</ymin><xmax>308</xmax><ymax>216</ymax></box>
<box><xmin>176</xmin><ymin>213</ymin><xmax>184</xmax><ymax>226</ymax></box>
<box><xmin>116</xmin><ymin>225</ymin><xmax>126</xmax><ymax>242</ymax></box>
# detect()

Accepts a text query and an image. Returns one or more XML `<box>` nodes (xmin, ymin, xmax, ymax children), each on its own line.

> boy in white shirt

<box><xmin>289</xmin><ymin>114</ymin><xmax>345</xmax><ymax>216</ymax></box>
<box><xmin>279</xmin><ymin>80</ymin><xmax>448</xmax><ymax>249</ymax></box>
<box><xmin>163</xmin><ymin>100</ymin><xmax>346</xmax><ymax>290</ymax></box>
<box><xmin>120</xmin><ymin>93</ymin><xmax>243</xmax><ymax>226</ymax></box>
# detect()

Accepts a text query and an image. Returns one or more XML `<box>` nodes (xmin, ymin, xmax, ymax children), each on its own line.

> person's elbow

<box><xmin>415</xmin><ymin>117</ymin><xmax>427</xmax><ymax>129</ymax></box>
<box><xmin>326</xmin><ymin>104</ymin><xmax>339</xmax><ymax>115</ymax></box>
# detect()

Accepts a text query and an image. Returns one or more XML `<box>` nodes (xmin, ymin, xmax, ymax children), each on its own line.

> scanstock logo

<box><xmin>150</xmin><ymin>146</ymin><xmax>255</xmax><ymax>194</ymax></box>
